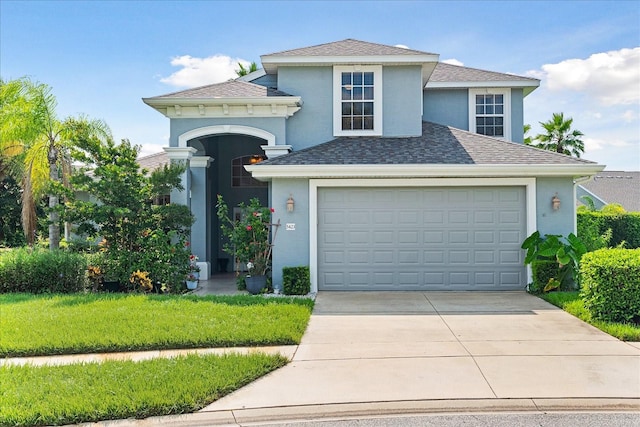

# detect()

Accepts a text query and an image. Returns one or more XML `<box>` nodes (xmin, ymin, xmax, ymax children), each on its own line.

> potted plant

<box><xmin>185</xmin><ymin>273</ymin><xmax>198</xmax><ymax>290</ymax></box>
<box><xmin>188</xmin><ymin>254</ymin><xmax>201</xmax><ymax>279</ymax></box>
<box><xmin>216</xmin><ymin>195</ymin><xmax>280</xmax><ymax>294</ymax></box>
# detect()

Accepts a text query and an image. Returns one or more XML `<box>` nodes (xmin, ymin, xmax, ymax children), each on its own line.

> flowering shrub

<box><xmin>216</xmin><ymin>195</ymin><xmax>280</xmax><ymax>276</ymax></box>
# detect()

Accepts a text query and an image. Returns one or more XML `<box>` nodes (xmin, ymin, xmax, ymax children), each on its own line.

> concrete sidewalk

<box><xmin>196</xmin><ymin>291</ymin><xmax>639</xmax><ymax>422</ymax></box>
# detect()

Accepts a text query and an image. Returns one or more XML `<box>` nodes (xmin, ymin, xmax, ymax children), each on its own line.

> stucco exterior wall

<box><xmin>535</xmin><ymin>177</ymin><xmax>576</xmax><ymax>236</ymax></box>
<box><xmin>422</xmin><ymin>89</ymin><xmax>469</xmax><ymax>130</ymax></box>
<box><xmin>382</xmin><ymin>66</ymin><xmax>423</xmax><ymax>136</ymax></box>
<box><xmin>270</xmin><ymin>178</ymin><xmax>311</xmax><ymax>290</ymax></box>
<box><xmin>510</xmin><ymin>89</ymin><xmax>524</xmax><ymax>143</ymax></box>
<box><xmin>277</xmin><ymin>66</ymin><xmax>334</xmax><ymax>150</ymax></box>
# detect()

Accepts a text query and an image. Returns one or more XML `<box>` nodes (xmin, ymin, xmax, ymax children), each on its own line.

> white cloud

<box><xmin>160</xmin><ymin>55</ymin><xmax>251</xmax><ymax>88</ymax></box>
<box><xmin>622</xmin><ymin>109</ymin><xmax>638</xmax><ymax>122</ymax></box>
<box><xmin>394</xmin><ymin>44</ymin><xmax>410</xmax><ymax>49</ymax></box>
<box><xmin>583</xmin><ymin>136</ymin><xmax>631</xmax><ymax>151</ymax></box>
<box><xmin>540</xmin><ymin>47</ymin><xmax>640</xmax><ymax>106</ymax></box>
<box><xmin>442</xmin><ymin>58</ymin><xmax>464</xmax><ymax>66</ymax></box>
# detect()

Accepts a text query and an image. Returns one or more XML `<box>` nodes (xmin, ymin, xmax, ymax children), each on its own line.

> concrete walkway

<box><xmin>197</xmin><ymin>291</ymin><xmax>639</xmax><ymax>423</ymax></box>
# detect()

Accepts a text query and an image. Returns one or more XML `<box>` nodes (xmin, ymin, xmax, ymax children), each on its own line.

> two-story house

<box><xmin>143</xmin><ymin>39</ymin><xmax>603</xmax><ymax>292</ymax></box>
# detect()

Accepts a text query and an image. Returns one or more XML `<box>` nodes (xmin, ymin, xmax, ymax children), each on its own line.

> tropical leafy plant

<box><xmin>521</xmin><ymin>231</ymin><xmax>587</xmax><ymax>291</ymax></box>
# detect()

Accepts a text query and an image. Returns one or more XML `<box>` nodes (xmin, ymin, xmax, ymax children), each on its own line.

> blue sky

<box><xmin>2</xmin><ymin>0</ymin><xmax>639</xmax><ymax>170</ymax></box>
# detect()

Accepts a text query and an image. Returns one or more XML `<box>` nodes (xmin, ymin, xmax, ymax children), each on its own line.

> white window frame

<box><xmin>468</xmin><ymin>88</ymin><xmax>511</xmax><ymax>141</ymax></box>
<box><xmin>333</xmin><ymin>65</ymin><xmax>383</xmax><ymax>137</ymax></box>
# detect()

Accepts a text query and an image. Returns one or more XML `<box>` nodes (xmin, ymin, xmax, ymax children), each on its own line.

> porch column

<box><xmin>190</xmin><ymin>156</ymin><xmax>213</xmax><ymax>280</ymax></box>
<box><xmin>163</xmin><ymin>147</ymin><xmax>197</xmax><ymax>206</ymax></box>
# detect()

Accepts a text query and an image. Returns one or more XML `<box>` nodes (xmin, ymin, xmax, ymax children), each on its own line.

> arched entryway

<box><xmin>180</xmin><ymin>125</ymin><xmax>274</xmax><ymax>279</ymax></box>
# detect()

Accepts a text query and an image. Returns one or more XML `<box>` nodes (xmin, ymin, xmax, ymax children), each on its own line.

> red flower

<box><xmin>246</xmin><ymin>225</ymin><xmax>252</xmax><ymax>231</ymax></box>
<box><xmin>270</xmin><ymin>208</ymin><xmax>275</xmax><ymax>213</ymax></box>
<box><xmin>185</xmin><ymin>241</ymin><xmax>190</xmax><ymax>247</ymax></box>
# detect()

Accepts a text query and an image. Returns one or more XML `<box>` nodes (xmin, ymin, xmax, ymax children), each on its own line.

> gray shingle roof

<box><xmin>260</xmin><ymin>121</ymin><xmax>595</xmax><ymax>166</ymax></box>
<box><xmin>429</xmin><ymin>62</ymin><xmax>539</xmax><ymax>84</ymax></box>
<box><xmin>138</xmin><ymin>152</ymin><xmax>169</xmax><ymax>171</ymax></box>
<box><xmin>262</xmin><ymin>38</ymin><xmax>436</xmax><ymax>57</ymax></box>
<box><xmin>580</xmin><ymin>171</ymin><xmax>640</xmax><ymax>211</ymax></box>
<box><xmin>148</xmin><ymin>80</ymin><xmax>292</xmax><ymax>99</ymax></box>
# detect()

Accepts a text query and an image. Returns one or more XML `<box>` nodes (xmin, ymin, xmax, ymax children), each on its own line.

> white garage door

<box><xmin>318</xmin><ymin>187</ymin><xmax>526</xmax><ymax>291</ymax></box>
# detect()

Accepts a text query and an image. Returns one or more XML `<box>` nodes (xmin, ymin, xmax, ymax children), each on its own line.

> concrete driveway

<box><xmin>201</xmin><ymin>291</ymin><xmax>640</xmax><ymax>420</ymax></box>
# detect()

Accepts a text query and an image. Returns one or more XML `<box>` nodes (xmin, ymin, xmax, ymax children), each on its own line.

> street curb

<box><xmin>76</xmin><ymin>398</ymin><xmax>640</xmax><ymax>426</ymax></box>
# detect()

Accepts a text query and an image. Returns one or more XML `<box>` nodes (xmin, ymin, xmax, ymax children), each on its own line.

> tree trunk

<box><xmin>48</xmin><ymin>147</ymin><xmax>60</xmax><ymax>250</ymax></box>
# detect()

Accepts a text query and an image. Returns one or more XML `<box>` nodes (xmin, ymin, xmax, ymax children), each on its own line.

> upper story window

<box><xmin>333</xmin><ymin>65</ymin><xmax>382</xmax><ymax>136</ymax></box>
<box><xmin>469</xmin><ymin>88</ymin><xmax>511</xmax><ymax>141</ymax></box>
<box><xmin>232</xmin><ymin>155</ymin><xmax>268</xmax><ymax>188</ymax></box>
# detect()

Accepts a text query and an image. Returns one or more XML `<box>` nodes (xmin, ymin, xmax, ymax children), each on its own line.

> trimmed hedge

<box><xmin>580</xmin><ymin>248</ymin><xmax>640</xmax><ymax>324</ymax></box>
<box><xmin>282</xmin><ymin>266</ymin><xmax>311</xmax><ymax>295</ymax></box>
<box><xmin>0</xmin><ymin>248</ymin><xmax>87</xmax><ymax>293</ymax></box>
<box><xmin>577</xmin><ymin>212</ymin><xmax>640</xmax><ymax>249</ymax></box>
<box><xmin>530</xmin><ymin>260</ymin><xmax>560</xmax><ymax>294</ymax></box>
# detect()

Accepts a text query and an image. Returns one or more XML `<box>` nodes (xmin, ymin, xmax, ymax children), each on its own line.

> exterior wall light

<box><xmin>286</xmin><ymin>194</ymin><xmax>295</xmax><ymax>213</ymax></box>
<box><xmin>551</xmin><ymin>193</ymin><xmax>561</xmax><ymax>211</ymax></box>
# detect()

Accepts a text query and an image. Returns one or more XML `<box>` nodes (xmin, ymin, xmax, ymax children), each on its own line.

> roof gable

<box><xmin>260</xmin><ymin>38</ymin><xmax>439</xmax><ymax>79</ymax></box>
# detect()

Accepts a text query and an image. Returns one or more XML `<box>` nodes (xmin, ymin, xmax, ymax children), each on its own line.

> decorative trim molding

<box><xmin>261</xmin><ymin>144</ymin><xmax>292</xmax><ymax>158</ymax></box>
<box><xmin>246</xmin><ymin>163</ymin><xmax>606</xmax><ymax>180</ymax></box>
<box><xmin>163</xmin><ymin>147</ymin><xmax>197</xmax><ymax>160</ymax></box>
<box><xmin>178</xmin><ymin>125</ymin><xmax>277</xmax><ymax>147</ymax></box>
<box><xmin>190</xmin><ymin>156</ymin><xmax>213</xmax><ymax>168</ymax></box>
<box><xmin>143</xmin><ymin>96</ymin><xmax>302</xmax><ymax>119</ymax></box>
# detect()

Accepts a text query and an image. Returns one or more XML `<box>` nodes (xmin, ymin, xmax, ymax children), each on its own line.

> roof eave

<box><xmin>425</xmin><ymin>80</ymin><xmax>540</xmax><ymax>96</ymax></box>
<box><xmin>246</xmin><ymin>163</ymin><xmax>605</xmax><ymax>181</ymax></box>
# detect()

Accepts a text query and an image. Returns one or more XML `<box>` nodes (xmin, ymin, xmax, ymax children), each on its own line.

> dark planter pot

<box><xmin>245</xmin><ymin>275</ymin><xmax>267</xmax><ymax>295</ymax></box>
<box><xmin>153</xmin><ymin>282</ymin><xmax>164</xmax><ymax>294</ymax></box>
<box><xmin>103</xmin><ymin>281</ymin><xmax>122</xmax><ymax>293</ymax></box>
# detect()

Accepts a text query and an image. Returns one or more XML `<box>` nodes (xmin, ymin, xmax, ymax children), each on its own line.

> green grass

<box><xmin>0</xmin><ymin>352</ymin><xmax>287</xmax><ymax>427</ymax></box>
<box><xmin>0</xmin><ymin>293</ymin><xmax>314</xmax><ymax>357</ymax></box>
<box><xmin>540</xmin><ymin>292</ymin><xmax>640</xmax><ymax>341</ymax></box>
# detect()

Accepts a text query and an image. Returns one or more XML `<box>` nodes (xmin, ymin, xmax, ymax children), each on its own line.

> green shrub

<box><xmin>0</xmin><ymin>248</ymin><xmax>87</xmax><ymax>293</ymax></box>
<box><xmin>577</xmin><ymin>212</ymin><xmax>640</xmax><ymax>249</ymax></box>
<box><xmin>530</xmin><ymin>260</ymin><xmax>560</xmax><ymax>293</ymax></box>
<box><xmin>580</xmin><ymin>248</ymin><xmax>640</xmax><ymax>324</ymax></box>
<box><xmin>283</xmin><ymin>266</ymin><xmax>311</xmax><ymax>295</ymax></box>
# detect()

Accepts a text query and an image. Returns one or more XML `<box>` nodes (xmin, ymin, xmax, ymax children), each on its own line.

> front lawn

<box><xmin>0</xmin><ymin>293</ymin><xmax>314</xmax><ymax>357</ymax></box>
<box><xmin>540</xmin><ymin>292</ymin><xmax>640</xmax><ymax>341</ymax></box>
<box><xmin>0</xmin><ymin>353</ymin><xmax>287</xmax><ymax>427</ymax></box>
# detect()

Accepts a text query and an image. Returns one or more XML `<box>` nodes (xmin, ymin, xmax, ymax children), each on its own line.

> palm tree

<box><xmin>532</xmin><ymin>112</ymin><xmax>585</xmax><ymax>157</ymax></box>
<box><xmin>236</xmin><ymin>61</ymin><xmax>258</xmax><ymax>77</ymax></box>
<box><xmin>0</xmin><ymin>78</ymin><xmax>112</xmax><ymax>248</ymax></box>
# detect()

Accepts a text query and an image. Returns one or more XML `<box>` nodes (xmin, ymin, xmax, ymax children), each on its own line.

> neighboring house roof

<box><xmin>145</xmin><ymin>80</ymin><xmax>293</xmax><ymax>99</ymax></box>
<box><xmin>248</xmin><ymin>121</ymin><xmax>601</xmax><ymax>180</ymax></box>
<box><xmin>426</xmin><ymin>62</ymin><xmax>539</xmax><ymax>95</ymax></box>
<box><xmin>578</xmin><ymin>171</ymin><xmax>640</xmax><ymax>212</ymax></box>
<box><xmin>138</xmin><ymin>151</ymin><xmax>169</xmax><ymax>171</ymax></box>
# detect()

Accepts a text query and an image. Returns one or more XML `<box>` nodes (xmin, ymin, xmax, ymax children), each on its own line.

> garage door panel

<box><xmin>318</xmin><ymin>187</ymin><xmax>526</xmax><ymax>291</ymax></box>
